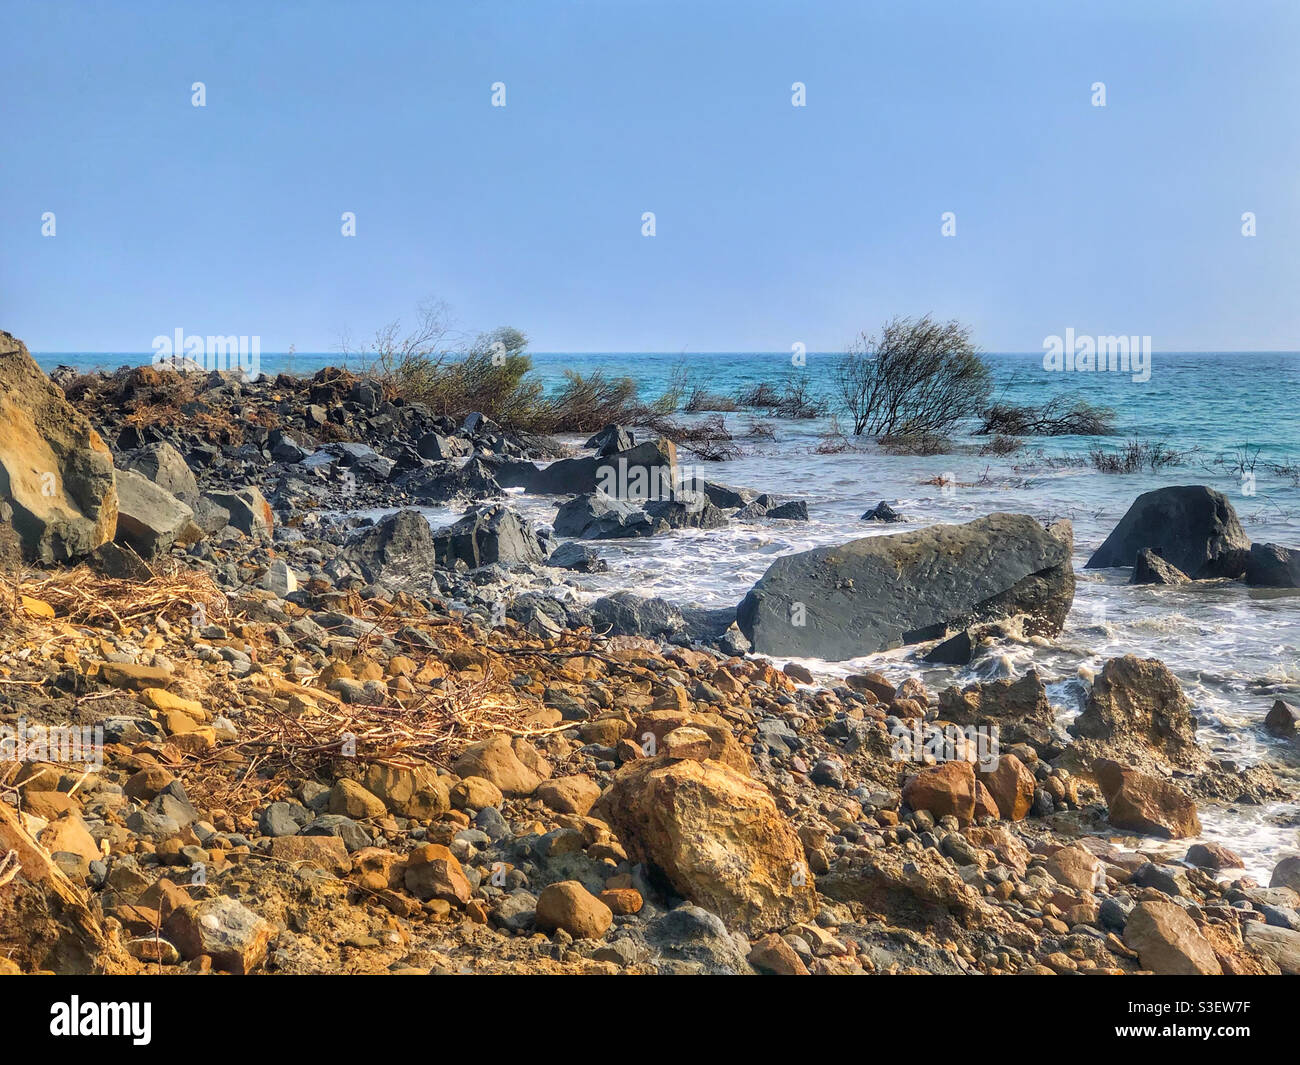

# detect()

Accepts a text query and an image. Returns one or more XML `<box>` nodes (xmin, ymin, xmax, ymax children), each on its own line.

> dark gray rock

<box><xmin>90</xmin><ymin>540</ymin><xmax>153</xmax><ymax>581</ymax></box>
<box><xmin>190</xmin><ymin>497</ymin><xmax>232</xmax><ymax>536</ymax></box>
<box><xmin>584</xmin><ymin>424</ymin><xmax>635</xmax><ymax>457</ymax></box>
<box><xmin>119</xmin><ymin>442</ymin><xmax>199</xmax><ymax>503</ymax></box>
<box><xmin>259</xmin><ymin>801</ymin><xmax>309</xmax><ymax>838</ymax></box>
<box><xmin>301</xmin><ymin>814</ymin><xmax>373</xmax><ymax>853</ymax></box>
<box><xmin>764</xmin><ymin>500</ymin><xmax>808</xmax><ymax>521</ymax></box>
<box><xmin>431</xmin><ymin>503</ymin><xmax>545</xmax><ymax>569</ymax></box>
<box><xmin>923</xmin><ymin>629</ymin><xmax>974</xmax><ymax>665</ymax></box>
<box><xmin>678</xmin><ymin>605</ymin><xmax>739</xmax><ymax>645</ymax></box>
<box><xmin>416</xmin><ymin>432</ymin><xmax>471</xmax><ymax>461</ymax></box>
<box><xmin>340</xmin><ymin>508</ymin><xmax>436</xmax><ymax>585</ymax></box>
<box><xmin>1086</xmin><ymin>485</ymin><xmax>1250</xmax><ymax>578</ymax></box>
<box><xmin>268</xmin><ymin>429</ymin><xmax>314</xmax><ymax>464</ymax></box>
<box><xmin>861</xmin><ymin>501</ymin><xmax>904</xmax><ymax>522</ymax></box>
<box><xmin>589</xmin><ymin>591</ymin><xmax>685</xmax><ymax>639</ymax></box>
<box><xmin>547</xmin><ymin>541</ymin><xmax>607</xmax><ymax>572</ymax></box>
<box><xmin>734</xmin><ymin>494</ymin><xmax>806</xmax><ymax>521</ymax></box>
<box><xmin>403</xmin><ymin>458</ymin><xmax>503</xmax><ymax>503</ymax></box>
<box><xmin>737</xmin><ymin>514</ymin><xmax>1075</xmax><ymax>660</ymax></box>
<box><xmin>1265</xmin><ymin>699</ymin><xmax>1299</xmax><ymax>737</ymax></box>
<box><xmin>205</xmin><ymin>487</ymin><xmax>273</xmax><ymax>538</ymax></box>
<box><xmin>334</xmin><ymin>441</ymin><xmax>394</xmax><ymax>482</ymax></box>
<box><xmin>554</xmin><ymin>491</ymin><xmax>656</xmax><ymax>539</ymax></box>
<box><xmin>113</xmin><ymin>468</ymin><xmax>201</xmax><ymax>559</ymax></box>
<box><xmin>643</xmin><ymin>497</ymin><xmax>729</xmax><ymax>530</ymax></box>
<box><xmin>1246</xmin><ymin>542</ymin><xmax>1300</xmax><ymax>588</ymax></box>
<box><xmin>699</xmin><ymin>481</ymin><xmax>753</xmax><ymax>509</ymax></box>
<box><xmin>1130</xmin><ymin>547</ymin><xmax>1191</xmax><ymax>585</ymax></box>
<box><xmin>525</xmin><ymin>439</ymin><xmax>678</xmax><ymax>498</ymax></box>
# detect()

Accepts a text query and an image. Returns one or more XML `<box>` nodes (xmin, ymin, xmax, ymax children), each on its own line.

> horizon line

<box><xmin>29</xmin><ymin>349</ymin><xmax>1300</xmax><ymax>357</ymax></box>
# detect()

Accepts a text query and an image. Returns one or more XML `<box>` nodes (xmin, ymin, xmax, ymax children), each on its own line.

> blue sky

<box><xmin>2</xmin><ymin>0</ymin><xmax>1298</xmax><ymax>353</ymax></box>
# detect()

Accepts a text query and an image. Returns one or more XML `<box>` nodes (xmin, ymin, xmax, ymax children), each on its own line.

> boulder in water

<box><xmin>1086</xmin><ymin>485</ymin><xmax>1250</xmax><ymax>578</ymax></box>
<box><xmin>1130</xmin><ymin>547</ymin><xmax>1190</xmax><ymax>585</ymax></box>
<box><xmin>736</xmin><ymin>513</ymin><xmax>1074</xmax><ymax>660</ymax></box>
<box><xmin>1245</xmin><ymin>542</ymin><xmax>1300</xmax><ymax>588</ymax></box>
<box><xmin>430</xmin><ymin>503</ymin><xmax>545</xmax><ymax>569</ymax></box>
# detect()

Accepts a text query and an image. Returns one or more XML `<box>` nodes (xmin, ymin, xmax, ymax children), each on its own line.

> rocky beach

<box><xmin>2</xmin><ymin>330</ymin><xmax>1298</xmax><ymax>978</ymax></box>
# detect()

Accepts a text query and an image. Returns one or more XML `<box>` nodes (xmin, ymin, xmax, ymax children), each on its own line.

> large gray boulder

<box><xmin>524</xmin><ymin>439</ymin><xmax>678</xmax><ymax>498</ymax></box>
<box><xmin>119</xmin><ymin>442</ymin><xmax>199</xmax><ymax>503</ymax></box>
<box><xmin>431</xmin><ymin>503</ymin><xmax>545</xmax><ymax>569</ymax></box>
<box><xmin>205</xmin><ymin>486</ymin><xmax>274</xmax><ymax>538</ymax></box>
<box><xmin>588</xmin><ymin>592</ymin><xmax>686</xmax><ymax>639</ymax></box>
<box><xmin>1245</xmin><ymin>542</ymin><xmax>1300</xmax><ymax>588</ymax></box>
<box><xmin>0</xmin><ymin>331</ymin><xmax>118</xmax><ymax>564</ymax></box>
<box><xmin>1086</xmin><ymin>485</ymin><xmax>1250</xmax><ymax>578</ymax></box>
<box><xmin>340</xmin><ymin>508</ymin><xmax>437</xmax><ymax>585</ymax></box>
<box><xmin>584</xmin><ymin>424</ymin><xmax>635</xmax><ymax>457</ymax></box>
<box><xmin>403</xmin><ymin>458</ymin><xmax>503</xmax><ymax>503</ymax></box>
<box><xmin>554</xmin><ymin>491</ymin><xmax>656</xmax><ymax>539</ymax></box>
<box><xmin>736</xmin><ymin>514</ymin><xmax>1074</xmax><ymax>660</ymax></box>
<box><xmin>113</xmin><ymin>468</ymin><xmax>202</xmax><ymax>560</ymax></box>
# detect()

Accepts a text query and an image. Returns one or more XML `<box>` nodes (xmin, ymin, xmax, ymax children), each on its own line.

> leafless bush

<box><xmin>979</xmin><ymin>434</ymin><xmax>1023</xmax><ymax>456</ymax></box>
<box><xmin>643</xmin><ymin>413</ymin><xmax>739</xmax><ymax>461</ymax></box>
<box><xmin>1088</xmin><ymin>439</ymin><xmax>1184</xmax><ymax>473</ymax></box>
<box><xmin>684</xmin><ymin>387</ymin><xmax>739</xmax><ymax>412</ymax></box>
<box><xmin>837</xmin><ymin>315</ymin><xmax>991</xmax><ymax>436</ymax></box>
<box><xmin>813</xmin><ymin>414</ymin><xmax>859</xmax><ymax>454</ymax></box>
<box><xmin>877</xmin><ymin>431</ymin><xmax>953</xmax><ymax>456</ymax></box>
<box><xmin>978</xmin><ymin>392</ymin><xmax>1116</xmax><ymax>436</ymax></box>
<box><xmin>737</xmin><ymin>374</ymin><xmax>825</xmax><ymax>418</ymax></box>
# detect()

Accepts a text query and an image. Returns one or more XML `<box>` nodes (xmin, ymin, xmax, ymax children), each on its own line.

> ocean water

<box><xmin>38</xmin><ymin>349</ymin><xmax>1300</xmax><ymax>878</ymax></box>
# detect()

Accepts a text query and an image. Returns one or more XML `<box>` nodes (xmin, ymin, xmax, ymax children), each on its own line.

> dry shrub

<box><xmin>878</xmin><ymin>432</ymin><xmax>953</xmax><ymax>456</ymax></box>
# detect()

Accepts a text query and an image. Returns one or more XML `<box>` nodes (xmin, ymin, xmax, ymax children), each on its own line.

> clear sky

<box><xmin>2</xmin><ymin>0</ymin><xmax>1298</xmax><ymax>353</ymax></box>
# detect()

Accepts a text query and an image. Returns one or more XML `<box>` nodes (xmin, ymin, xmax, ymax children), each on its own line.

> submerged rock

<box><xmin>860</xmin><ymin>500</ymin><xmax>904</xmax><ymax>522</ymax></box>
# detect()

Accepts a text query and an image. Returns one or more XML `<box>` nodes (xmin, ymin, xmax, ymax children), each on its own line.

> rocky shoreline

<box><xmin>2</xmin><ymin>332</ymin><xmax>1299</xmax><ymax>976</ymax></box>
